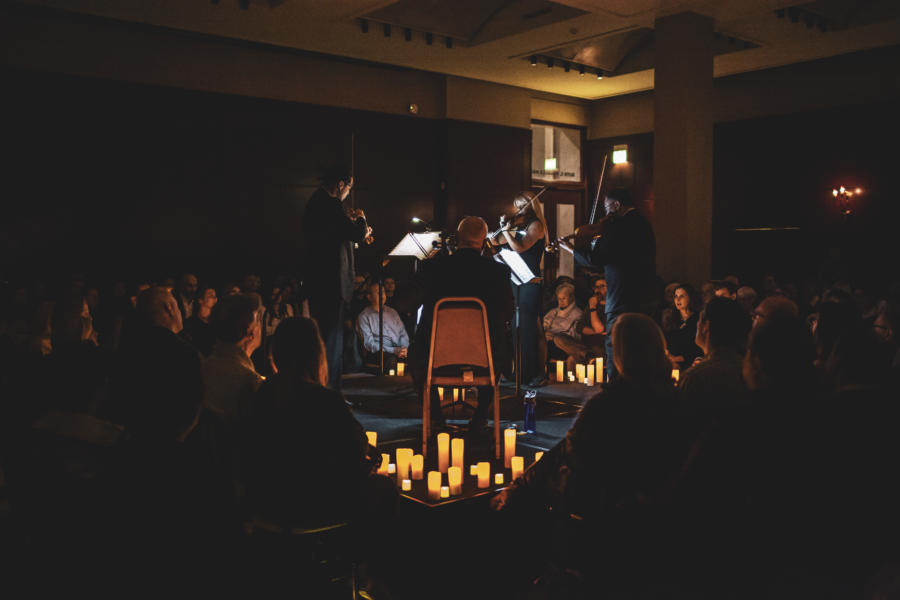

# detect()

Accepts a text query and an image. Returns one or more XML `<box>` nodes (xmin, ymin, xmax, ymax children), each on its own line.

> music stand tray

<box><xmin>388</xmin><ymin>232</ymin><xmax>443</xmax><ymax>260</ymax></box>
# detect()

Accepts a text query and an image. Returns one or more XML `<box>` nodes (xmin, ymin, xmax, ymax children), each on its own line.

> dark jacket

<box><xmin>412</xmin><ymin>247</ymin><xmax>514</xmax><ymax>373</ymax></box>
<box><xmin>582</xmin><ymin>209</ymin><xmax>656</xmax><ymax>316</ymax></box>
<box><xmin>301</xmin><ymin>187</ymin><xmax>368</xmax><ymax>303</ymax></box>
<box><xmin>245</xmin><ymin>377</ymin><xmax>373</xmax><ymax>526</ymax></box>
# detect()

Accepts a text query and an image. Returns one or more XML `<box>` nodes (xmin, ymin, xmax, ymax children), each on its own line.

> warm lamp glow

<box><xmin>612</xmin><ymin>144</ymin><xmax>628</xmax><ymax>164</ymax></box>
<box><xmin>544</xmin><ymin>157</ymin><xmax>558</xmax><ymax>171</ymax></box>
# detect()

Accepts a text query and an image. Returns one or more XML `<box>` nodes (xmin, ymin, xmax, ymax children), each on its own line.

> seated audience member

<box><xmin>712</xmin><ymin>280</ymin><xmax>738</xmax><ymax>300</ymax></box>
<box><xmin>106</xmin><ymin>286</ymin><xmax>203</xmax><ymax>442</ymax></box>
<box><xmin>680</xmin><ymin>297</ymin><xmax>751</xmax><ymax>411</ymax></box>
<box><xmin>736</xmin><ymin>285</ymin><xmax>758</xmax><ymax>314</ymax></box>
<box><xmin>657</xmin><ymin>280</ymin><xmax>681</xmax><ymax>333</ymax></box>
<box><xmin>666</xmin><ymin>284</ymin><xmax>702</xmax><ymax>370</ymax></box>
<box><xmin>553</xmin><ymin>278</ymin><xmax>607</xmax><ymax>368</ymax></box>
<box><xmin>245</xmin><ymin>317</ymin><xmax>393</xmax><ymax>528</ymax></box>
<box><xmin>182</xmin><ymin>284</ymin><xmax>217</xmax><ymax>357</ymax></box>
<box><xmin>700</xmin><ymin>281</ymin><xmax>716</xmax><ymax>307</ymax></box>
<box><xmin>357</xmin><ymin>281</ymin><xmax>409</xmax><ymax>372</ymax></box>
<box><xmin>491</xmin><ymin>314</ymin><xmax>683</xmax><ymax>588</ymax></box>
<box><xmin>543</xmin><ymin>282</ymin><xmax>584</xmax><ymax>369</ymax></box>
<box><xmin>176</xmin><ymin>273</ymin><xmax>199</xmax><ymax>320</ymax></box>
<box><xmin>203</xmin><ymin>293</ymin><xmax>264</xmax><ymax>421</ymax></box>
<box><xmin>751</xmin><ymin>293</ymin><xmax>798</xmax><ymax>328</ymax></box>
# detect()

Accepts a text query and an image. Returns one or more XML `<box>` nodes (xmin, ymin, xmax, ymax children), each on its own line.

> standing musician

<box><xmin>301</xmin><ymin>165</ymin><xmax>372</xmax><ymax>391</ymax></box>
<box><xmin>489</xmin><ymin>190</ymin><xmax>550</xmax><ymax>387</ymax></box>
<box><xmin>557</xmin><ymin>188</ymin><xmax>656</xmax><ymax>380</ymax></box>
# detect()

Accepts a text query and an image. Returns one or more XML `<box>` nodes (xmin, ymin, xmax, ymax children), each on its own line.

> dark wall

<box><xmin>713</xmin><ymin>99</ymin><xmax>900</xmax><ymax>289</ymax></box>
<box><xmin>2</xmin><ymin>67</ymin><xmax>444</xmax><ymax>284</ymax></box>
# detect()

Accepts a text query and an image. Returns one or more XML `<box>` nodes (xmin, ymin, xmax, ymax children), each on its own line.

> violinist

<box><xmin>490</xmin><ymin>190</ymin><xmax>550</xmax><ymax>387</ymax></box>
<box><xmin>557</xmin><ymin>188</ymin><xmax>656</xmax><ymax>381</ymax></box>
<box><xmin>300</xmin><ymin>165</ymin><xmax>372</xmax><ymax>391</ymax></box>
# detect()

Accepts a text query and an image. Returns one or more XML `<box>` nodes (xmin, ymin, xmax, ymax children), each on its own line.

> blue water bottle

<box><xmin>523</xmin><ymin>390</ymin><xmax>537</xmax><ymax>433</ymax></box>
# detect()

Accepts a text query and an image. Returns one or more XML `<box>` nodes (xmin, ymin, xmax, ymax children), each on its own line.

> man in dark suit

<box><xmin>301</xmin><ymin>165</ymin><xmax>371</xmax><ymax>391</ymax></box>
<box><xmin>562</xmin><ymin>188</ymin><xmax>656</xmax><ymax>380</ymax></box>
<box><xmin>412</xmin><ymin>216</ymin><xmax>514</xmax><ymax>431</ymax></box>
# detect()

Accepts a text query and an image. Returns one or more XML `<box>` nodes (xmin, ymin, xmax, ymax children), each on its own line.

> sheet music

<box><xmin>388</xmin><ymin>232</ymin><xmax>442</xmax><ymax>260</ymax></box>
<box><xmin>495</xmin><ymin>248</ymin><xmax>538</xmax><ymax>286</ymax></box>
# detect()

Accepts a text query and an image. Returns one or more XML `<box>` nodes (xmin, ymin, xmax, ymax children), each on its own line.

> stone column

<box><xmin>652</xmin><ymin>12</ymin><xmax>714</xmax><ymax>285</ymax></box>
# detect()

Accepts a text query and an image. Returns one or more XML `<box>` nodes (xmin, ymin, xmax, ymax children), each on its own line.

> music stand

<box><xmin>494</xmin><ymin>248</ymin><xmax>540</xmax><ymax>399</ymax></box>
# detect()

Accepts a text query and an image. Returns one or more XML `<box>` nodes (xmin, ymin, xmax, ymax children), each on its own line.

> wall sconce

<box><xmin>832</xmin><ymin>185</ymin><xmax>862</xmax><ymax>216</ymax></box>
<box><xmin>544</xmin><ymin>157</ymin><xmax>558</xmax><ymax>172</ymax></box>
<box><xmin>612</xmin><ymin>144</ymin><xmax>628</xmax><ymax>164</ymax></box>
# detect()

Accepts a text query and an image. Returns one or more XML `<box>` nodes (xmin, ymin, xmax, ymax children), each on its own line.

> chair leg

<box><xmin>493</xmin><ymin>384</ymin><xmax>501</xmax><ymax>459</ymax></box>
<box><xmin>423</xmin><ymin>374</ymin><xmax>431</xmax><ymax>457</ymax></box>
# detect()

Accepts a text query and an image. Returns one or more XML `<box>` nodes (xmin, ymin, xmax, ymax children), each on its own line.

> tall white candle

<box><xmin>397</xmin><ymin>362</ymin><xmax>405</xmax><ymax>376</ymax></box>
<box><xmin>411</xmin><ymin>454</ymin><xmax>424</xmax><ymax>480</ymax></box>
<box><xmin>576</xmin><ymin>364</ymin><xmax>586</xmax><ymax>382</ymax></box>
<box><xmin>396</xmin><ymin>448</ymin><xmax>413</xmax><ymax>483</ymax></box>
<box><xmin>476</xmin><ymin>462</ymin><xmax>490</xmax><ymax>489</ymax></box>
<box><xmin>597</xmin><ymin>357</ymin><xmax>604</xmax><ymax>382</ymax></box>
<box><xmin>427</xmin><ymin>471</ymin><xmax>441</xmax><ymax>500</ymax></box>
<box><xmin>437</xmin><ymin>433</ymin><xmax>450</xmax><ymax>473</ymax></box>
<box><xmin>504</xmin><ymin>428</ymin><xmax>516</xmax><ymax>468</ymax></box>
<box><xmin>448</xmin><ymin>466</ymin><xmax>462</xmax><ymax>495</ymax></box>
<box><xmin>377</xmin><ymin>453</ymin><xmax>390</xmax><ymax>475</ymax></box>
<box><xmin>586</xmin><ymin>363</ymin><xmax>595</xmax><ymax>386</ymax></box>
<box><xmin>451</xmin><ymin>438</ymin><xmax>464</xmax><ymax>471</ymax></box>
<box><xmin>511</xmin><ymin>456</ymin><xmax>524</xmax><ymax>481</ymax></box>
<box><xmin>556</xmin><ymin>360</ymin><xmax>564</xmax><ymax>382</ymax></box>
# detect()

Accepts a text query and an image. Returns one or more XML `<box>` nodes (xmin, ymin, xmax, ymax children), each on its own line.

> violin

<box><xmin>346</xmin><ymin>207</ymin><xmax>374</xmax><ymax>245</ymax></box>
<box><xmin>486</xmin><ymin>188</ymin><xmax>547</xmax><ymax>249</ymax></box>
<box><xmin>546</xmin><ymin>214</ymin><xmax>615</xmax><ymax>254</ymax></box>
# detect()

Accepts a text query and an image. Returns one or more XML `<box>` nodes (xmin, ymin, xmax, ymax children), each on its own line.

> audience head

<box><xmin>135</xmin><ymin>286</ymin><xmax>183</xmax><ymax>334</ymax></box>
<box><xmin>611</xmin><ymin>313</ymin><xmax>670</xmax><ymax>385</ymax></box>
<box><xmin>592</xmin><ymin>277</ymin><xmax>607</xmax><ymax>301</ymax></box>
<box><xmin>383</xmin><ymin>277</ymin><xmax>396</xmax><ymax>296</ymax></box>
<box><xmin>713</xmin><ymin>280</ymin><xmax>738</xmax><ymax>300</ymax></box>
<box><xmin>366</xmin><ymin>281</ymin><xmax>387</xmax><ymax>311</ymax></box>
<box><xmin>195</xmin><ymin>284</ymin><xmax>217</xmax><ymax>315</ymax></box>
<box><xmin>555</xmin><ymin>282</ymin><xmax>576</xmax><ymax>309</ymax></box>
<box><xmin>700</xmin><ymin>281</ymin><xmax>715</xmax><ymax>307</ymax></box>
<box><xmin>664</xmin><ymin>281</ymin><xmax>680</xmax><ymax>308</ymax></box>
<box><xmin>212</xmin><ymin>292</ymin><xmax>262</xmax><ymax>356</ymax></box>
<box><xmin>736</xmin><ymin>285</ymin><xmax>758</xmax><ymax>313</ymax></box>
<box><xmin>743</xmin><ymin>314</ymin><xmax>816</xmax><ymax>392</ymax></box>
<box><xmin>603</xmin><ymin>187</ymin><xmax>633</xmax><ymax>217</ymax></box>
<box><xmin>695</xmin><ymin>297</ymin><xmax>752</xmax><ymax>356</ymax></box>
<box><xmin>271</xmin><ymin>317</ymin><xmax>328</xmax><ymax>387</ymax></box>
<box><xmin>673</xmin><ymin>284</ymin><xmax>699</xmax><ymax>316</ymax></box>
<box><xmin>178</xmin><ymin>273</ymin><xmax>198</xmax><ymax>298</ymax></box>
<box><xmin>456</xmin><ymin>216</ymin><xmax>488</xmax><ymax>250</ymax></box>
<box><xmin>752</xmin><ymin>294</ymin><xmax>798</xmax><ymax>327</ymax></box>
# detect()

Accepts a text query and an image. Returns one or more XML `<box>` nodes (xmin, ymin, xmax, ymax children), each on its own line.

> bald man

<box><xmin>411</xmin><ymin>216</ymin><xmax>514</xmax><ymax>433</ymax></box>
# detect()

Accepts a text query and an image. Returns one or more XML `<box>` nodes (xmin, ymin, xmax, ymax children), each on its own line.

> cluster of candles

<box><xmin>366</xmin><ymin>429</ymin><xmax>545</xmax><ymax>501</ymax></box>
<box><xmin>553</xmin><ymin>357</ymin><xmax>604</xmax><ymax>386</ymax></box>
<box><xmin>387</xmin><ymin>362</ymin><xmax>407</xmax><ymax>377</ymax></box>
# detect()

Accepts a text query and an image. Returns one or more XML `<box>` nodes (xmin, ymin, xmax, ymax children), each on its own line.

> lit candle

<box><xmin>401</xmin><ymin>479</ymin><xmax>411</xmax><ymax>492</ymax></box>
<box><xmin>452</xmin><ymin>388</ymin><xmax>459</xmax><ymax>403</ymax></box>
<box><xmin>476</xmin><ymin>462</ymin><xmax>490</xmax><ymax>488</ymax></box>
<box><xmin>440</xmin><ymin>486</ymin><xmax>450</xmax><ymax>499</ymax></box>
<box><xmin>437</xmin><ymin>433</ymin><xmax>450</xmax><ymax>473</ymax></box>
<box><xmin>672</xmin><ymin>369</ymin><xmax>680</xmax><ymax>383</ymax></box>
<box><xmin>427</xmin><ymin>471</ymin><xmax>441</xmax><ymax>500</ymax></box>
<box><xmin>377</xmin><ymin>453</ymin><xmax>390</xmax><ymax>475</ymax></box>
<box><xmin>389</xmin><ymin>369</ymin><xmax>395</xmax><ymax>376</ymax></box>
<box><xmin>397</xmin><ymin>362</ymin><xmax>405</xmax><ymax>376</ymax></box>
<box><xmin>366</xmin><ymin>431</ymin><xmax>377</xmax><ymax>447</ymax></box>
<box><xmin>504</xmin><ymin>428</ymin><xmax>516</xmax><ymax>468</ymax></box>
<box><xmin>448</xmin><ymin>466</ymin><xmax>462</xmax><ymax>495</ymax></box>
<box><xmin>556</xmin><ymin>360</ymin><xmax>564</xmax><ymax>382</ymax></box>
<box><xmin>597</xmin><ymin>358</ymin><xmax>604</xmax><ymax>382</ymax></box>
<box><xmin>576</xmin><ymin>364</ymin><xmax>586</xmax><ymax>382</ymax></box>
<box><xmin>568</xmin><ymin>372</ymin><xmax>575</xmax><ymax>382</ymax></box>
<box><xmin>451</xmin><ymin>438</ymin><xmax>464</xmax><ymax>471</ymax></box>
<box><xmin>534</xmin><ymin>451</ymin><xmax>544</xmax><ymax>463</ymax></box>
<box><xmin>511</xmin><ymin>456</ymin><xmax>524</xmax><ymax>481</ymax></box>
<box><xmin>438</xmin><ymin>387</ymin><xmax>444</xmax><ymax>403</ymax></box>
<box><xmin>586</xmin><ymin>363</ymin><xmax>595</xmax><ymax>386</ymax></box>
<box><xmin>396</xmin><ymin>448</ymin><xmax>413</xmax><ymax>483</ymax></box>
<box><xmin>494</xmin><ymin>473</ymin><xmax>504</xmax><ymax>485</ymax></box>
<box><xmin>470</xmin><ymin>464</ymin><xmax>478</xmax><ymax>476</ymax></box>
<box><xmin>411</xmin><ymin>454</ymin><xmax>424</xmax><ymax>480</ymax></box>
<box><xmin>388</xmin><ymin>463</ymin><xmax>396</xmax><ymax>474</ymax></box>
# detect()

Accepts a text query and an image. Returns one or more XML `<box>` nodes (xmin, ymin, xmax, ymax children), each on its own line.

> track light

<box><xmin>531</xmin><ymin>55</ymin><xmax>537</xmax><ymax>66</ymax></box>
